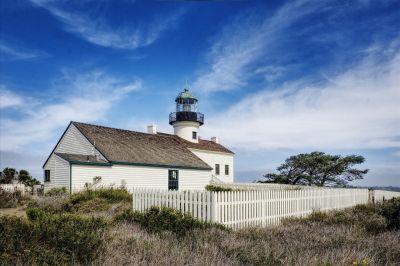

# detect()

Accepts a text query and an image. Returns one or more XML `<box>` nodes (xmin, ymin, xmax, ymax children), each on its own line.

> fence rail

<box><xmin>131</xmin><ymin>187</ymin><xmax>400</xmax><ymax>230</ymax></box>
<box><xmin>212</xmin><ymin>182</ymin><xmax>314</xmax><ymax>190</ymax></box>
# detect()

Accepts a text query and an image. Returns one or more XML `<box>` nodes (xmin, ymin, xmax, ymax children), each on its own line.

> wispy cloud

<box><xmin>204</xmin><ymin>46</ymin><xmax>400</xmax><ymax>150</ymax></box>
<box><xmin>193</xmin><ymin>0</ymin><xmax>325</xmax><ymax>92</ymax></box>
<box><xmin>0</xmin><ymin>70</ymin><xmax>141</xmax><ymax>151</ymax></box>
<box><xmin>29</xmin><ymin>0</ymin><xmax>185</xmax><ymax>49</ymax></box>
<box><xmin>0</xmin><ymin>41</ymin><xmax>48</xmax><ymax>61</ymax></box>
<box><xmin>0</xmin><ymin>86</ymin><xmax>24</xmax><ymax>108</ymax></box>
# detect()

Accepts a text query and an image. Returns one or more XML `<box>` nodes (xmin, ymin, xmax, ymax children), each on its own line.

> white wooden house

<box><xmin>43</xmin><ymin>89</ymin><xmax>234</xmax><ymax>192</ymax></box>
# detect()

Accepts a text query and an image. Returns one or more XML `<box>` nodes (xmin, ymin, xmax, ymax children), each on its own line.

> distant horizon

<box><xmin>1</xmin><ymin>0</ymin><xmax>399</xmax><ymax>186</ymax></box>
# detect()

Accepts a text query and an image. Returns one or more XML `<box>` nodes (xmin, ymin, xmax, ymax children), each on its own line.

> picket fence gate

<box><xmin>132</xmin><ymin>187</ymin><xmax>395</xmax><ymax>229</ymax></box>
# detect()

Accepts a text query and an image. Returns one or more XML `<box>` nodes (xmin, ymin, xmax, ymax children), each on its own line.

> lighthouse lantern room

<box><xmin>169</xmin><ymin>88</ymin><xmax>204</xmax><ymax>143</ymax></box>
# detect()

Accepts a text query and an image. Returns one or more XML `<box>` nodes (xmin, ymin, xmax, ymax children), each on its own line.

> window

<box><xmin>168</xmin><ymin>170</ymin><xmax>179</xmax><ymax>190</ymax></box>
<box><xmin>44</xmin><ymin>170</ymin><xmax>50</xmax><ymax>182</ymax></box>
<box><xmin>215</xmin><ymin>164</ymin><xmax>220</xmax><ymax>175</ymax></box>
<box><xmin>192</xmin><ymin>131</ymin><xmax>197</xmax><ymax>140</ymax></box>
<box><xmin>225</xmin><ymin>165</ymin><xmax>229</xmax><ymax>175</ymax></box>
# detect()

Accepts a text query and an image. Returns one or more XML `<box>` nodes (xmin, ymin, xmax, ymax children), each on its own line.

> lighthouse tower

<box><xmin>169</xmin><ymin>88</ymin><xmax>204</xmax><ymax>143</ymax></box>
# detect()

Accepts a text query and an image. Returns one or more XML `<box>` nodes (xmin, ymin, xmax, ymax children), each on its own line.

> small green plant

<box><xmin>205</xmin><ymin>185</ymin><xmax>233</xmax><ymax>192</ymax></box>
<box><xmin>26</xmin><ymin>207</ymin><xmax>47</xmax><ymax>221</ymax></box>
<box><xmin>45</xmin><ymin>187</ymin><xmax>67</xmax><ymax>196</ymax></box>
<box><xmin>376</xmin><ymin>197</ymin><xmax>400</xmax><ymax>229</ymax></box>
<box><xmin>114</xmin><ymin>206</ymin><xmax>225</xmax><ymax>236</ymax></box>
<box><xmin>307</xmin><ymin>211</ymin><xmax>328</xmax><ymax>222</ymax></box>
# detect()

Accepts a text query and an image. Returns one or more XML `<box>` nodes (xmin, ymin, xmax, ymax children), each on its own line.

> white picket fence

<box><xmin>374</xmin><ymin>190</ymin><xmax>400</xmax><ymax>202</ymax></box>
<box><xmin>0</xmin><ymin>184</ymin><xmax>27</xmax><ymax>194</ymax></box>
<box><xmin>132</xmin><ymin>187</ymin><xmax>372</xmax><ymax>229</ymax></box>
<box><xmin>212</xmin><ymin>182</ymin><xmax>313</xmax><ymax>191</ymax></box>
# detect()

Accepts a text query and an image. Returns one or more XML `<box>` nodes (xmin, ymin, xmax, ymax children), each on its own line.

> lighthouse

<box><xmin>169</xmin><ymin>88</ymin><xmax>204</xmax><ymax>143</ymax></box>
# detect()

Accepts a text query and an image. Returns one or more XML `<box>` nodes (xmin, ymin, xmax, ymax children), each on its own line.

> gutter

<box><xmin>69</xmin><ymin>160</ymin><xmax>212</xmax><ymax>171</ymax></box>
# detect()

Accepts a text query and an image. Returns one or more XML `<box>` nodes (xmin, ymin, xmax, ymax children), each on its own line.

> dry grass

<box><xmin>98</xmin><ymin>224</ymin><xmax>238</xmax><ymax>265</ymax></box>
<box><xmin>3</xmin><ymin>189</ymin><xmax>399</xmax><ymax>265</ymax></box>
<box><xmin>96</xmin><ymin>217</ymin><xmax>400</xmax><ymax>266</ymax></box>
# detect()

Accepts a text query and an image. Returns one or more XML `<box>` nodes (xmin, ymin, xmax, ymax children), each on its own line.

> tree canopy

<box><xmin>0</xmin><ymin>168</ymin><xmax>40</xmax><ymax>187</ymax></box>
<box><xmin>0</xmin><ymin>167</ymin><xmax>17</xmax><ymax>184</ymax></box>
<box><xmin>259</xmin><ymin>151</ymin><xmax>369</xmax><ymax>187</ymax></box>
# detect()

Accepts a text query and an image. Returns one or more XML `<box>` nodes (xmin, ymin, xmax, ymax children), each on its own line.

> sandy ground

<box><xmin>0</xmin><ymin>207</ymin><xmax>26</xmax><ymax>217</ymax></box>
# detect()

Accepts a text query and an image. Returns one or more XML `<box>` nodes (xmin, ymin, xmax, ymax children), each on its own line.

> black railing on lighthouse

<box><xmin>169</xmin><ymin>112</ymin><xmax>204</xmax><ymax>125</ymax></box>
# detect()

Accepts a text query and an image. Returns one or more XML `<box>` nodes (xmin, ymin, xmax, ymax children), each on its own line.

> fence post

<box><xmin>132</xmin><ymin>192</ymin><xmax>135</xmax><ymax>211</ymax></box>
<box><xmin>211</xmin><ymin>192</ymin><xmax>218</xmax><ymax>223</ymax></box>
<box><xmin>368</xmin><ymin>189</ymin><xmax>375</xmax><ymax>204</ymax></box>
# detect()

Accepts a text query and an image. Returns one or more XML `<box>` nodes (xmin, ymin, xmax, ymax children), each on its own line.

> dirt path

<box><xmin>0</xmin><ymin>207</ymin><xmax>26</xmax><ymax>217</ymax></box>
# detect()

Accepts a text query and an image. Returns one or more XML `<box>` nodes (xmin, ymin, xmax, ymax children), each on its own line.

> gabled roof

<box><xmin>71</xmin><ymin>121</ymin><xmax>234</xmax><ymax>170</ymax></box>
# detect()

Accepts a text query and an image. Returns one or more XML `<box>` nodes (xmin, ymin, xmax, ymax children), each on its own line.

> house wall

<box><xmin>71</xmin><ymin>164</ymin><xmax>211</xmax><ymax>192</ymax></box>
<box><xmin>43</xmin><ymin>154</ymin><xmax>70</xmax><ymax>191</ymax></box>
<box><xmin>189</xmin><ymin>149</ymin><xmax>234</xmax><ymax>183</ymax></box>
<box><xmin>55</xmin><ymin>124</ymin><xmax>105</xmax><ymax>160</ymax></box>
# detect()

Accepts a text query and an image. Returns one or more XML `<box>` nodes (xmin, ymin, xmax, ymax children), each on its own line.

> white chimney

<box><xmin>147</xmin><ymin>124</ymin><xmax>157</xmax><ymax>134</ymax></box>
<box><xmin>211</xmin><ymin>136</ymin><xmax>219</xmax><ymax>143</ymax></box>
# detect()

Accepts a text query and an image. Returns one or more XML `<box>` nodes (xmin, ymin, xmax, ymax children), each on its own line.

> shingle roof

<box><xmin>71</xmin><ymin>122</ymin><xmax>234</xmax><ymax>170</ymax></box>
<box><xmin>55</xmin><ymin>153</ymin><xmax>109</xmax><ymax>164</ymax></box>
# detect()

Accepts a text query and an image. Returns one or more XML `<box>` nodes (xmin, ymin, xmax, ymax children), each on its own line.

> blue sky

<box><xmin>1</xmin><ymin>0</ymin><xmax>399</xmax><ymax>186</ymax></box>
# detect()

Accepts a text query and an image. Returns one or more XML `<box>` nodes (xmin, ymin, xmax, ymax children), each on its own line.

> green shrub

<box><xmin>114</xmin><ymin>206</ymin><xmax>224</xmax><ymax>236</ymax></box>
<box><xmin>205</xmin><ymin>185</ymin><xmax>232</xmax><ymax>192</ymax></box>
<box><xmin>26</xmin><ymin>207</ymin><xmax>46</xmax><ymax>221</ymax></box>
<box><xmin>0</xmin><ymin>212</ymin><xmax>108</xmax><ymax>264</ymax></box>
<box><xmin>45</xmin><ymin>187</ymin><xmax>68</xmax><ymax>196</ymax></box>
<box><xmin>68</xmin><ymin>187</ymin><xmax>131</xmax><ymax>207</ymax></box>
<box><xmin>377</xmin><ymin>197</ymin><xmax>400</xmax><ymax>229</ymax></box>
<box><xmin>70</xmin><ymin>197</ymin><xmax>112</xmax><ymax>213</ymax></box>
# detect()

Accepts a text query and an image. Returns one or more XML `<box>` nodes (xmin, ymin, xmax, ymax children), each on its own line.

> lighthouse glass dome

<box><xmin>169</xmin><ymin>89</ymin><xmax>204</xmax><ymax>125</ymax></box>
<box><xmin>175</xmin><ymin>89</ymin><xmax>198</xmax><ymax>112</ymax></box>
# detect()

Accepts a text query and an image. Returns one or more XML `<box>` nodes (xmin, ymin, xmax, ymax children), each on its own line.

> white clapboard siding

<box><xmin>54</xmin><ymin>124</ymin><xmax>105</xmax><ymax>160</ymax></box>
<box><xmin>0</xmin><ymin>184</ymin><xmax>27</xmax><ymax>194</ymax></box>
<box><xmin>189</xmin><ymin>149</ymin><xmax>234</xmax><ymax>183</ymax></box>
<box><xmin>71</xmin><ymin>164</ymin><xmax>211</xmax><ymax>192</ymax></box>
<box><xmin>43</xmin><ymin>154</ymin><xmax>70</xmax><ymax>191</ymax></box>
<box><xmin>132</xmin><ymin>187</ymin><xmax>373</xmax><ymax>230</ymax></box>
<box><xmin>374</xmin><ymin>190</ymin><xmax>400</xmax><ymax>202</ymax></box>
<box><xmin>54</xmin><ymin>155</ymin><xmax>70</xmax><ymax>188</ymax></box>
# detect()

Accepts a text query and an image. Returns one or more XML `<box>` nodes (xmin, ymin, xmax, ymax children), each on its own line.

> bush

<box><xmin>45</xmin><ymin>187</ymin><xmax>67</xmax><ymax>197</ymax></box>
<box><xmin>377</xmin><ymin>197</ymin><xmax>400</xmax><ymax>229</ymax></box>
<box><xmin>0</xmin><ymin>211</ymin><xmax>108</xmax><ymax>264</ymax></box>
<box><xmin>205</xmin><ymin>185</ymin><xmax>232</xmax><ymax>192</ymax></box>
<box><xmin>68</xmin><ymin>187</ymin><xmax>131</xmax><ymax>207</ymax></box>
<box><xmin>114</xmin><ymin>206</ymin><xmax>224</xmax><ymax>236</ymax></box>
<box><xmin>27</xmin><ymin>194</ymin><xmax>68</xmax><ymax>214</ymax></box>
<box><xmin>26</xmin><ymin>207</ymin><xmax>46</xmax><ymax>221</ymax></box>
<box><xmin>0</xmin><ymin>189</ymin><xmax>26</xmax><ymax>208</ymax></box>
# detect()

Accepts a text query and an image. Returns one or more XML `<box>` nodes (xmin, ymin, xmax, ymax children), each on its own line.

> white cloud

<box><xmin>0</xmin><ymin>71</ymin><xmax>141</xmax><ymax>151</ymax></box>
<box><xmin>0</xmin><ymin>87</ymin><xmax>24</xmax><ymax>108</ymax></box>
<box><xmin>29</xmin><ymin>0</ymin><xmax>185</xmax><ymax>49</ymax></box>
<box><xmin>204</xmin><ymin>50</ymin><xmax>400</xmax><ymax>150</ymax></box>
<box><xmin>193</xmin><ymin>0</ymin><xmax>324</xmax><ymax>92</ymax></box>
<box><xmin>0</xmin><ymin>41</ymin><xmax>48</xmax><ymax>61</ymax></box>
